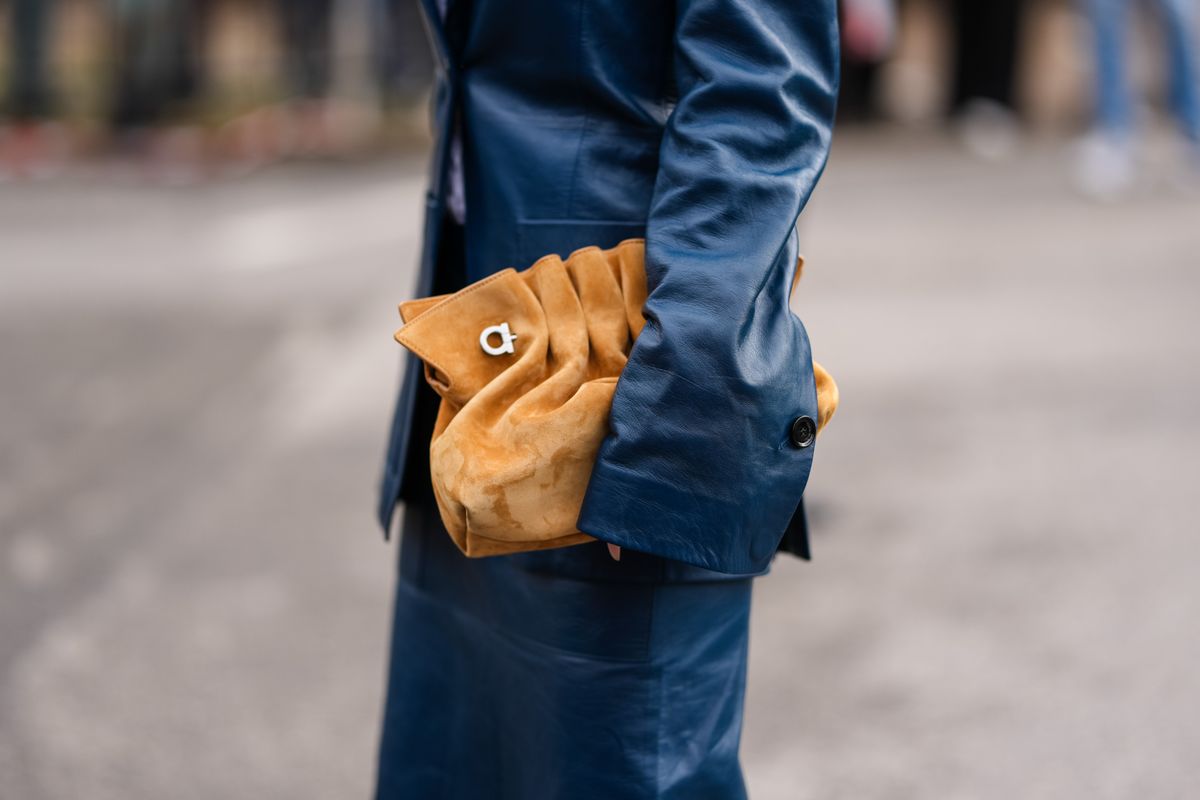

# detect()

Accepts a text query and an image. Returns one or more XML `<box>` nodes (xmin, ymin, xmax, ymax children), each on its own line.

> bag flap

<box><xmin>393</xmin><ymin>268</ymin><xmax>541</xmax><ymax>406</ymax></box>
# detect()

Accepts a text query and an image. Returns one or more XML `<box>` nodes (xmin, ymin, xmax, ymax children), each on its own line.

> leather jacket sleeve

<box><xmin>576</xmin><ymin>0</ymin><xmax>839</xmax><ymax>574</ymax></box>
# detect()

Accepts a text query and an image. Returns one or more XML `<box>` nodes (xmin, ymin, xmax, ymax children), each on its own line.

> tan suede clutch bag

<box><xmin>394</xmin><ymin>238</ymin><xmax>838</xmax><ymax>557</ymax></box>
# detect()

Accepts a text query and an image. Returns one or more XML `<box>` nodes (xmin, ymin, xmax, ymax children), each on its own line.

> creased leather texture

<box><xmin>395</xmin><ymin>239</ymin><xmax>837</xmax><ymax>558</ymax></box>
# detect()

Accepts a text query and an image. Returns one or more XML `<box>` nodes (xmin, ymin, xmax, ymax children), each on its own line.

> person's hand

<box><xmin>607</xmin><ymin>543</ymin><xmax>621</xmax><ymax>561</ymax></box>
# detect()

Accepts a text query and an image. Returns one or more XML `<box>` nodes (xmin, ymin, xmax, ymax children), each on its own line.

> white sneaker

<box><xmin>956</xmin><ymin>99</ymin><xmax>1021</xmax><ymax>162</ymax></box>
<box><xmin>1073</xmin><ymin>131</ymin><xmax>1137</xmax><ymax>200</ymax></box>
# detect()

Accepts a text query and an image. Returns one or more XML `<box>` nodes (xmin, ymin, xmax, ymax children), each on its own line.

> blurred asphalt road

<box><xmin>2</xmin><ymin>130</ymin><xmax>1199</xmax><ymax>799</ymax></box>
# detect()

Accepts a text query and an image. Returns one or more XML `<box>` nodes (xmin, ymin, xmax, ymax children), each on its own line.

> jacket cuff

<box><xmin>577</xmin><ymin>457</ymin><xmax>793</xmax><ymax>576</ymax></box>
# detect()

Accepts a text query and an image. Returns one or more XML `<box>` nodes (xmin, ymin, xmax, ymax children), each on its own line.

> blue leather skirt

<box><xmin>373</xmin><ymin>494</ymin><xmax>758</xmax><ymax>800</ymax></box>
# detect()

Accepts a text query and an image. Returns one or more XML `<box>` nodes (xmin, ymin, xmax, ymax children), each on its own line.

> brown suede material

<box><xmin>395</xmin><ymin>238</ymin><xmax>838</xmax><ymax>558</ymax></box>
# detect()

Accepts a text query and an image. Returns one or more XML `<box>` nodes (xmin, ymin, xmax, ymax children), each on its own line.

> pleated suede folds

<box><xmin>395</xmin><ymin>239</ymin><xmax>837</xmax><ymax>557</ymax></box>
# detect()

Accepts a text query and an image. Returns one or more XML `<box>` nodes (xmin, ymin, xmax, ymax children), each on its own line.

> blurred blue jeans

<box><xmin>1086</xmin><ymin>0</ymin><xmax>1200</xmax><ymax>142</ymax></box>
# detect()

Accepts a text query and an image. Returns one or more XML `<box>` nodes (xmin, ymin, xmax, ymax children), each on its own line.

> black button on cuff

<box><xmin>789</xmin><ymin>415</ymin><xmax>816</xmax><ymax>449</ymax></box>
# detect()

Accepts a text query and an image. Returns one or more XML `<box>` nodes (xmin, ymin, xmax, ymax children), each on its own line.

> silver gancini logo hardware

<box><xmin>479</xmin><ymin>322</ymin><xmax>518</xmax><ymax>356</ymax></box>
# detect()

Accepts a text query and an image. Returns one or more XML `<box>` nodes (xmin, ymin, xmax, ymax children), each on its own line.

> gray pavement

<box><xmin>1</xmin><ymin>131</ymin><xmax>1199</xmax><ymax>799</ymax></box>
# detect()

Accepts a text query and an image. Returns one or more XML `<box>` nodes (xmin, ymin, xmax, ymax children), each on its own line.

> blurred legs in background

<box><xmin>951</xmin><ymin>0</ymin><xmax>1024</xmax><ymax>113</ymax></box>
<box><xmin>950</xmin><ymin>0</ymin><xmax>1026</xmax><ymax>159</ymax></box>
<box><xmin>279</xmin><ymin>0</ymin><xmax>335</xmax><ymax>100</ymax></box>
<box><xmin>1078</xmin><ymin>0</ymin><xmax>1200</xmax><ymax>196</ymax></box>
<box><xmin>1088</xmin><ymin>0</ymin><xmax>1136</xmax><ymax>140</ymax></box>
<box><xmin>837</xmin><ymin>0</ymin><xmax>897</xmax><ymax>122</ymax></box>
<box><xmin>5</xmin><ymin>0</ymin><xmax>55</xmax><ymax>119</ymax></box>
<box><xmin>371</xmin><ymin>0</ymin><xmax>434</xmax><ymax>110</ymax></box>
<box><xmin>1160</xmin><ymin>0</ymin><xmax>1200</xmax><ymax>142</ymax></box>
<box><xmin>276</xmin><ymin>0</ymin><xmax>337</xmax><ymax>156</ymax></box>
<box><xmin>1</xmin><ymin>0</ymin><xmax>65</xmax><ymax>180</ymax></box>
<box><xmin>108</xmin><ymin>0</ymin><xmax>212</xmax><ymax>181</ymax></box>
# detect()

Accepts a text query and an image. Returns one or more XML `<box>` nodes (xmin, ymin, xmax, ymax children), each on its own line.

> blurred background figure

<box><xmin>0</xmin><ymin>0</ymin><xmax>66</xmax><ymax>180</ymax></box>
<box><xmin>107</xmin><ymin>0</ymin><xmax>213</xmax><ymax>181</ymax></box>
<box><xmin>370</xmin><ymin>0</ymin><xmax>433</xmax><ymax>111</ymax></box>
<box><xmin>1076</xmin><ymin>0</ymin><xmax>1200</xmax><ymax>197</ymax></box>
<box><xmin>839</xmin><ymin>0</ymin><xmax>898</xmax><ymax>122</ymax></box>
<box><xmin>220</xmin><ymin>0</ymin><xmax>419</xmax><ymax>168</ymax></box>
<box><xmin>948</xmin><ymin>0</ymin><xmax>1026</xmax><ymax>159</ymax></box>
<box><xmin>275</xmin><ymin>0</ymin><xmax>336</xmax><ymax>156</ymax></box>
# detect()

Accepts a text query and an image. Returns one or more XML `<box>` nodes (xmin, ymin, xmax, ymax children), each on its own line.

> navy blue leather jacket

<box><xmin>378</xmin><ymin>0</ymin><xmax>839</xmax><ymax>575</ymax></box>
